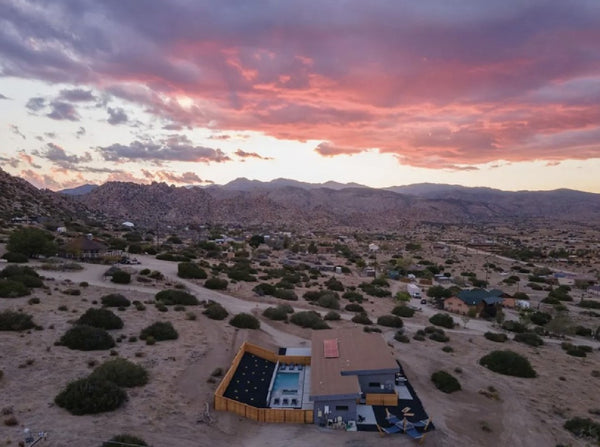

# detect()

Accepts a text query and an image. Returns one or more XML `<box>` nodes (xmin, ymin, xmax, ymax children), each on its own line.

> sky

<box><xmin>1</xmin><ymin>0</ymin><xmax>600</xmax><ymax>192</ymax></box>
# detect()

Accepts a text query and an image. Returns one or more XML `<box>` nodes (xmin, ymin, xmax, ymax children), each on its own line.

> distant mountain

<box><xmin>59</xmin><ymin>184</ymin><xmax>98</xmax><ymax>196</ymax></box>
<box><xmin>219</xmin><ymin>177</ymin><xmax>368</xmax><ymax>191</ymax></box>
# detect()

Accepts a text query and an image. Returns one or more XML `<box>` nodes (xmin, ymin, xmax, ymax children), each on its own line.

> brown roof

<box><xmin>310</xmin><ymin>327</ymin><xmax>399</xmax><ymax>398</ymax></box>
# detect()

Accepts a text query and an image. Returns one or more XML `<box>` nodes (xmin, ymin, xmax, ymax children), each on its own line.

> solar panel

<box><xmin>323</xmin><ymin>338</ymin><xmax>339</xmax><ymax>358</ymax></box>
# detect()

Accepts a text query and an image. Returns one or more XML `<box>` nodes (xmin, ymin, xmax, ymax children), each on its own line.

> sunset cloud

<box><xmin>97</xmin><ymin>140</ymin><xmax>231</xmax><ymax>164</ymax></box>
<box><xmin>234</xmin><ymin>149</ymin><xmax>273</xmax><ymax>161</ymax></box>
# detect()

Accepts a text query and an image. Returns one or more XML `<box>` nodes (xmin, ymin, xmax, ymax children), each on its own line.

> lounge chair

<box><xmin>273</xmin><ymin>398</ymin><xmax>280</xmax><ymax>405</ymax></box>
<box><xmin>282</xmin><ymin>398</ymin><xmax>289</xmax><ymax>405</ymax></box>
<box><xmin>291</xmin><ymin>398</ymin><xmax>298</xmax><ymax>406</ymax></box>
<box><xmin>298</xmin><ymin>364</ymin><xmax>303</xmax><ymax>370</ymax></box>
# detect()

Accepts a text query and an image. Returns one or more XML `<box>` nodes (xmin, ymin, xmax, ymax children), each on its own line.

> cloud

<box><xmin>76</xmin><ymin>126</ymin><xmax>86</xmax><ymax>137</ymax></box>
<box><xmin>0</xmin><ymin>93</ymin><xmax>9</xmax><ymax>100</ymax></box>
<box><xmin>141</xmin><ymin>169</ymin><xmax>208</xmax><ymax>185</ymax></box>
<box><xmin>47</xmin><ymin>101</ymin><xmax>79</xmax><ymax>121</ymax></box>
<box><xmin>9</xmin><ymin>124</ymin><xmax>26</xmax><ymax>139</ymax></box>
<box><xmin>234</xmin><ymin>149</ymin><xmax>273</xmax><ymax>160</ymax></box>
<box><xmin>58</xmin><ymin>88</ymin><xmax>95</xmax><ymax>102</ymax></box>
<box><xmin>34</xmin><ymin>142</ymin><xmax>92</xmax><ymax>168</ymax></box>
<box><xmin>25</xmin><ymin>97</ymin><xmax>45</xmax><ymax>112</ymax></box>
<box><xmin>0</xmin><ymin>156</ymin><xmax>19</xmax><ymax>168</ymax></box>
<box><xmin>107</xmin><ymin>107</ymin><xmax>128</xmax><ymax>125</ymax></box>
<box><xmin>315</xmin><ymin>142</ymin><xmax>364</xmax><ymax>157</ymax></box>
<box><xmin>97</xmin><ymin>140</ymin><xmax>231</xmax><ymax>163</ymax></box>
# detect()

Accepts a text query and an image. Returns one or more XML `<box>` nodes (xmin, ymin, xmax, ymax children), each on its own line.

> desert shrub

<box><xmin>59</xmin><ymin>325</ymin><xmax>115</xmax><ymax>351</ymax></box>
<box><xmin>317</xmin><ymin>292</ymin><xmax>340</xmax><ymax>310</ymax></box>
<box><xmin>351</xmin><ymin>312</ymin><xmax>373</xmax><ymax>325</ymax></box>
<box><xmin>429</xmin><ymin>330</ymin><xmax>450</xmax><ymax>342</ymax></box>
<box><xmin>413</xmin><ymin>333</ymin><xmax>426</xmax><ymax>341</ymax></box>
<box><xmin>0</xmin><ymin>279</ymin><xmax>30</xmax><ymax>298</ymax></box>
<box><xmin>377</xmin><ymin>315</ymin><xmax>404</xmax><ymax>328</ymax></box>
<box><xmin>254</xmin><ymin>283</ymin><xmax>277</xmax><ymax>296</ymax></box>
<box><xmin>342</xmin><ymin>291</ymin><xmax>363</xmax><ymax>302</ymax></box>
<box><xmin>345</xmin><ymin>303</ymin><xmax>365</xmax><ymax>312</ymax></box>
<box><xmin>514</xmin><ymin>332</ymin><xmax>544</xmax><ymax>347</ymax></box>
<box><xmin>324</xmin><ymin>277</ymin><xmax>344</xmax><ymax>291</ymax></box>
<box><xmin>358</xmin><ymin>282</ymin><xmax>391</xmax><ymax>297</ymax></box>
<box><xmin>203</xmin><ymin>302</ymin><xmax>228</xmax><ymax>320</ymax></box>
<box><xmin>155</xmin><ymin>289</ymin><xmax>198</xmax><ymax>306</ymax></box>
<box><xmin>579</xmin><ymin>300</ymin><xmax>600</xmax><ymax>309</ymax></box>
<box><xmin>431</xmin><ymin>370</ymin><xmax>461</xmax><ymax>393</ymax></box>
<box><xmin>79</xmin><ymin>281</ymin><xmax>89</xmax><ymax>287</ymax></box>
<box><xmin>484</xmin><ymin>332</ymin><xmax>508</xmax><ymax>343</ymax></box>
<box><xmin>0</xmin><ymin>310</ymin><xmax>35</xmax><ymax>331</ymax></box>
<box><xmin>574</xmin><ymin>326</ymin><xmax>592</xmax><ymax>337</ymax></box>
<box><xmin>55</xmin><ymin>377</ymin><xmax>126</xmax><ymax>415</ymax></box>
<box><xmin>429</xmin><ymin>313</ymin><xmax>455</xmax><ymax>329</ymax></box>
<box><xmin>90</xmin><ymin>358</ymin><xmax>149</xmax><ymax>388</ymax></box>
<box><xmin>140</xmin><ymin>322</ymin><xmax>178</xmax><ymax>341</ymax></box>
<box><xmin>324</xmin><ymin>311</ymin><xmax>341</xmax><ymax>321</ymax></box>
<box><xmin>529</xmin><ymin>311</ymin><xmax>552</xmax><ymax>326</ymax></box>
<box><xmin>204</xmin><ymin>277</ymin><xmax>228</xmax><ymax>290</ymax></box>
<box><xmin>290</xmin><ymin>311</ymin><xmax>330</xmax><ymax>329</ymax></box>
<box><xmin>561</xmin><ymin>342</ymin><xmax>592</xmax><ymax>357</ymax></box>
<box><xmin>392</xmin><ymin>305</ymin><xmax>415</xmax><ymax>317</ymax></box>
<box><xmin>263</xmin><ymin>306</ymin><xmax>289</xmax><ymax>321</ymax></box>
<box><xmin>502</xmin><ymin>320</ymin><xmax>527</xmax><ymax>333</ymax></box>
<box><xmin>155</xmin><ymin>302</ymin><xmax>168</xmax><ymax>312</ymax></box>
<box><xmin>156</xmin><ymin>253</ymin><xmax>190</xmax><ymax>262</ymax></box>
<box><xmin>273</xmin><ymin>288</ymin><xmax>298</xmax><ymax>301</ymax></box>
<box><xmin>479</xmin><ymin>350</ymin><xmax>537</xmax><ymax>378</ymax></box>
<box><xmin>230</xmin><ymin>313</ymin><xmax>260</xmax><ymax>329</ymax></box>
<box><xmin>442</xmin><ymin>346</ymin><xmax>454</xmax><ymax>353</ymax></box>
<box><xmin>177</xmin><ymin>262</ymin><xmax>207</xmax><ymax>279</ymax></box>
<box><xmin>394</xmin><ymin>331</ymin><xmax>410</xmax><ymax>343</ymax></box>
<box><xmin>28</xmin><ymin>297</ymin><xmax>40</xmax><ymax>305</ymax></box>
<box><xmin>102</xmin><ymin>435</ymin><xmax>148</xmax><ymax>447</ymax></box>
<box><xmin>2</xmin><ymin>252</ymin><xmax>28</xmax><ymax>263</ymax></box>
<box><xmin>63</xmin><ymin>288</ymin><xmax>81</xmax><ymax>296</ymax></box>
<box><xmin>101</xmin><ymin>294</ymin><xmax>131</xmax><ymax>308</ymax></box>
<box><xmin>363</xmin><ymin>326</ymin><xmax>382</xmax><ymax>333</ymax></box>
<box><xmin>111</xmin><ymin>270</ymin><xmax>131</xmax><ymax>284</ymax></box>
<box><xmin>77</xmin><ymin>308</ymin><xmax>124</xmax><ymax>330</ymax></box>
<box><xmin>1</xmin><ymin>264</ymin><xmax>40</xmax><ymax>279</ymax></box>
<box><xmin>563</xmin><ymin>417</ymin><xmax>600</xmax><ymax>442</ymax></box>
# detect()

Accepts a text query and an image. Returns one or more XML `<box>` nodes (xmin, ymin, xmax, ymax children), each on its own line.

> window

<box><xmin>335</xmin><ymin>405</ymin><xmax>349</xmax><ymax>411</ymax></box>
<box><xmin>368</xmin><ymin>382</ymin><xmax>381</xmax><ymax>388</ymax></box>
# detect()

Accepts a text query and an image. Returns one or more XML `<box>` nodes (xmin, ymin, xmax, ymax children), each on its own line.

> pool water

<box><xmin>272</xmin><ymin>372</ymin><xmax>300</xmax><ymax>393</ymax></box>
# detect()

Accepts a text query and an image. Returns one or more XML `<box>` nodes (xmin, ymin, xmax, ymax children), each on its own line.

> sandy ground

<box><xmin>1</xmin><ymin>254</ymin><xmax>599</xmax><ymax>446</ymax></box>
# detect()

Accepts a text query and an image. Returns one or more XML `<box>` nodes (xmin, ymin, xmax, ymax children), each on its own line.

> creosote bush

<box><xmin>431</xmin><ymin>370</ymin><xmax>461</xmax><ymax>393</ymax></box>
<box><xmin>392</xmin><ymin>305</ymin><xmax>415</xmax><ymax>318</ymax></box>
<box><xmin>479</xmin><ymin>350</ymin><xmax>537</xmax><ymax>378</ymax></box>
<box><xmin>54</xmin><ymin>377</ymin><xmax>127</xmax><ymax>415</ymax></box>
<box><xmin>111</xmin><ymin>270</ymin><xmax>131</xmax><ymax>284</ymax></box>
<box><xmin>155</xmin><ymin>289</ymin><xmax>198</xmax><ymax>306</ymax></box>
<box><xmin>290</xmin><ymin>311</ymin><xmax>330</xmax><ymax>329</ymax></box>
<box><xmin>101</xmin><ymin>294</ymin><xmax>131</xmax><ymax>308</ymax></box>
<box><xmin>345</xmin><ymin>303</ymin><xmax>365</xmax><ymax>313</ymax></box>
<box><xmin>102</xmin><ymin>435</ymin><xmax>148</xmax><ymax>447</ymax></box>
<box><xmin>140</xmin><ymin>321</ymin><xmax>178</xmax><ymax>341</ymax></box>
<box><xmin>77</xmin><ymin>308</ymin><xmax>123</xmax><ymax>330</ymax></box>
<box><xmin>263</xmin><ymin>306</ymin><xmax>289</xmax><ymax>321</ymax></box>
<box><xmin>90</xmin><ymin>358</ymin><xmax>149</xmax><ymax>388</ymax></box>
<box><xmin>0</xmin><ymin>279</ymin><xmax>30</xmax><ymax>298</ymax></box>
<box><xmin>203</xmin><ymin>302</ymin><xmax>228</xmax><ymax>320</ymax></box>
<box><xmin>324</xmin><ymin>311</ymin><xmax>341</xmax><ymax>321</ymax></box>
<box><xmin>484</xmin><ymin>332</ymin><xmax>508</xmax><ymax>343</ymax></box>
<box><xmin>230</xmin><ymin>313</ymin><xmax>260</xmax><ymax>329</ymax></box>
<box><xmin>0</xmin><ymin>310</ymin><xmax>36</xmax><ymax>331</ymax></box>
<box><xmin>177</xmin><ymin>262</ymin><xmax>207</xmax><ymax>279</ymax></box>
<box><xmin>351</xmin><ymin>312</ymin><xmax>373</xmax><ymax>325</ymax></box>
<box><xmin>429</xmin><ymin>313</ymin><xmax>455</xmax><ymax>329</ymax></box>
<box><xmin>563</xmin><ymin>417</ymin><xmax>600</xmax><ymax>442</ymax></box>
<box><xmin>204</xmin><ymin>277</ymin><xmax>228</xmax><ymax>290</ymax></box>
<box><xmin>59</xmin><ymin>325</ymin><xmax>115</xmax><ymax>351</ymax></box>
<box><xmin>502</xmin><ymin>320</ymin><xmax>527</xmax><ymax>333</ymax></box>
<box><xmin>513</xmin><ymin>332</ymin><xmax>544</xmax><ymax>347</ymax></box>
<box><xmin>377</xmin><ymin>315</ymin><xmax>404</xmax><ymax>328</ymax></box>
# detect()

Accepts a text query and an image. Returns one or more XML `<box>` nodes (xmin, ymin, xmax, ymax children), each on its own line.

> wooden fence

<box><xmin>365</xmin><ymin>392</ymin><xmax>398</xmax><ymax>406</ymax></box>
<box><xmin>214</xmin><ymin>341</ymin><xmax>313</xmax><ymax>424</ymax></box>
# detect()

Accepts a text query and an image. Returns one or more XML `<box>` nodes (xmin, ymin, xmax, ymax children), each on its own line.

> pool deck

<box><xmin>268</xmin><ymin>363</ymin><xmax>311</xmax><ymax>409</ymax></box>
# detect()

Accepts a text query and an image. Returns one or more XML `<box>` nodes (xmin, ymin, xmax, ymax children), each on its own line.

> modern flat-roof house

<box><xmin>310</xmin><ymin>327</ymin><xmax>399</xmax><ymax>425</ymax></box>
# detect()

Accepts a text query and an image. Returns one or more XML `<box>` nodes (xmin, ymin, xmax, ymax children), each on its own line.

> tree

<box><xmin>7</xmin><ymin>228</ymin><xmax>56</xmax><ymax>258</ymax></box>
<box><xmin>248</xmin><ymin>235</ymin><xmax>264</xmax><ymax>248</ymax></box>
<box><xmin>308</xmin><ymin>241</ymin><xmax>318</xmax><ymax>254</ymax></box>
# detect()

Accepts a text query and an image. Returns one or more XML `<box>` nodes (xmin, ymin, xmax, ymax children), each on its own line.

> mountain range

<box><xmin>1</xmin><ymin>169</ymin><xmax>598</xmax><ymax>229</ymax></box>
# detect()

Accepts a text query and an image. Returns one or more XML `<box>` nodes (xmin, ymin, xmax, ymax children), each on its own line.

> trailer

<box><xmin>407</xmin><ymin>283</ymin><xmax>422</xmax><ymax>299</ymax></box>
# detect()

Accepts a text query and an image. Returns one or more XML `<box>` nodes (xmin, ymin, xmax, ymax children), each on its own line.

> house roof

<box><xmin>67</xmin><ymin>236</ymin><xmax>107</xmax><ymax>252</ymax></box>
<box><xmin>456</xmin><ymin>288</ymin><xmax>505</xmax><ymax>306</ymax></box>
<box><xmin>310</xmin><ymin>327</ymin><xmax>399</xmax><ymax>398</ymax></box>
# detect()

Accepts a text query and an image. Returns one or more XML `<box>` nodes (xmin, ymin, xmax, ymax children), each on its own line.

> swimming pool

<box><xmin>272</xmin><ymin>372</ymin><xmax>300</xmax><ymax>393</ymax></box>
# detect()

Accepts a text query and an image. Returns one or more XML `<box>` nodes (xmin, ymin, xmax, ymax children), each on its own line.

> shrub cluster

<box><xmin>324</xmin><ymin>311</ymin><xmax>340</xmax><ymax>321</ymax></box>
<box><xmin>1</xmin><ymin>252</ymin><xmax>28</xmax><ymax>263</ymax></box>
<box><xmin>345</xmin><ymin>303</ymin><xmax>365</xmax><ymax>313</ymax></box>
<box><xmin>177</xmin><ymin>262</ymin><xmax>207</xmax><ymax>279</ymax></box>
<box><xmin>351</xmin><ymin>312</ymin><xmax>373</xmax><ymax>325</ymax></box>
<box><xmin>230</xmin><ymin>313</ymin><xmax>260</xmax><ymax>329</ymax></box>
<box><xmin>203</xmin><ymin>302</ymin><xmax>228</xmax><ymax>320</ymax></box>
<box><xmin>479</xmin><ymin>350</ymin><xmax>537</xmax><ymax>378</ymax></box>
<box><xmin>425</xmin><ymin>326</ymin><xmax>450</xmax><ymax>342</ymax></box>
<box><xmin>111</xmin><ymin>270</ymin><xmax>131</xmax><ymax>284</ymax></box>
<box><xmin>342</xmin><ymin>291</ymin><xmax>363</xmax><ymax>303</ymax></box>
<box><xmin>563</xmin><ymin>417</ymin><xmax>600</xmax><ymax>442</ymax></box>
<box><xmin>377</xmin><ymin>315</ymin><xmax>404</xmax><ymax>328</ymax></box>
<box><xmin>561</xmin><ymin>342</ymin><xmax>593</xmax><ymax>357</ymax></box>
<box><xmin>90</xmin><ymin>358</ymin><xmax>149</xmax><ymax>388</ymax></box>
<box><xmin>290</xmin><ymin>311</ymin><xmax>330</xmax><ymax>329</ymax></box>
<box><xmin>431</xmin><ymin>370</ymin><xmax>461</xmax><ymax>393</ymax></box>
<box><xmin>101</xmin><ymin>294</ymin><xmax>131</xmax><ymax>308</ymax></box>
<box><xmin>155</xmin><ymin>289</ymin><xmax>199</xmax><ymax>306</ymax></box>
<box><xmin>77</xmin><ymin>308</ymin><xmax>124</xmax><ymax>330</ymax></box>
<box><xmin>513</xmin><ymin>332</ymin><xmax>544</xmax><ymax>347</ymax></box>
<box><xmin>358</xmin><ymin>282</ymin><xmax>391</xmax><ymax>297</ymax></box>
<box><xmin>484</xmin><ymin>332</ymin><xmax>508</xmax><ymax>343</ymax></box>
<box><xmin>263</xmin><ymin>304</ymin><xmax>293</xmax><ymax>321</ymax></box>
<box><xmin>529</xmin><ymin>311</ymin><xmax>552</xmax><ymax>326</ymax></box>
<box><xmin>55</xmin><ymin>377</ymin><xmax>126</xmax><ymax>415</ymax></box>
<box><xmin>0</xmin><ymin>310</ymin><xmax>36</xmax><ymax>331</ymax></box>
<box><xmin>140</xmin><ymin>322</ymin><xmax>178</xmax><ymax>341</ymax></box>
<box><xmin>204</xmin><ymin>277</ymin><xmax>228</xmax><ymax>290</ymax></box>
<box><xmin>429</xmin><ymin>313</ymin><xmax>455</xmax><ymax>329</ymax></box>
<box><xmin>502</xmin><ymin>320</ymin><xmax>527</xmax><ymax>333</ymax></box>
<box><xmin>392</xmin><ymin>305</ymin><xmax>415</xmax><ymax>318</ymax></box>
<box><xmin>324</xmin><ymin>277</ymin><xmax>344</xmax><ymax>291</ymax></box>
<box><xmin>156</xmin><ymin>253</ymin><xmax>191</xmax><ymax>262</ymax></box>
<box><xmin>59</xmin><ymin>325</ymin><xmax>116</xmax><ymax>351</ymax></box>
<box><xmin>394</xmin><ymin>331</ymin><xmax>410</xmax><ymax>343</ymax></box>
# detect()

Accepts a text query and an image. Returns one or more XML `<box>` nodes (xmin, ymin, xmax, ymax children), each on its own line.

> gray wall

<box><xmin>357</xmin><ymin>372</ymin><xmax>396</xmax><ymax>394</ymax></box>
<box><xmin>312</xmin><ymin>397</ymin><xmax>357</xmax><ymax>425</ymax></box>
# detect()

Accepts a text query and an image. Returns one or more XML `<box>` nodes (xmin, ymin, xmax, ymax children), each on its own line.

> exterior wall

<box><xmin>312</xmin><ymin>397</ymin><xmax>357</xmax><ymax>425</ymax></box>
<box><xmin>502</xmin><ymin>298</ymin><xmax>516</xmax><ymax>308</ymax></box>
<box><xmin>357</xmin><ymin>372</ymin><xmax>396</xmax><ymax>393</ymax></box>
<box><xmin>444</xmin><ymin>297</ymin><xmax>471</xmax><ymax>315</ymax></box>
